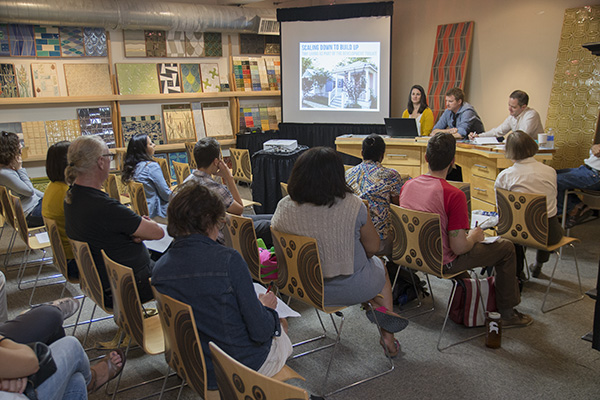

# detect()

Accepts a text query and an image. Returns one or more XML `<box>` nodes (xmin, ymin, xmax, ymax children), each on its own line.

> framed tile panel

<box><xmin>84</xmin><ymin>28</ymin><xmax>107</xmax><ymax>57</ymax></box>
<box><xmin>64</xmin><ymin>63</ymin><xmax>113</xmax><ymax>96</ymax></box>
<box><xmin>9</xmin><ymin>24</ymin><xmax>35</xmax><ymax>57</ymax></box>
<box><xmin>162</xmin><ymin>104</ymin><xmax>196</xmax><ymax>144</ymax></box>
<box><xmin>158</xmin><ymin>63</ymin><xmax>180</xmax><ymax>93</ymax></box>
<box><xmin>13</xmin><ymin>63</ymin><xmax>33</xmax><ymax>97</ymax></box>
<box><xmin>200</xmin><ymin>63</ymin><xmax>220</xmax><ymax>93</ymax></box>
<box><xmin>115</xmin><ymin>63</ymin><xmax>159</xmax><ymax>95</ymax></box>
<box><xmin>34</xmin><ymin>26</ymin><xmax>61</xmax><ymax>57</ymax></box>
<box><xmin>59</xmin><ymin>27</ymin><xmax>84</xmax><ymax>57</ymax></box>
<box><xmin>0</xmin><ymin>63</ymin><xmax>18</xmax><ymax>98</ymax></box>
<box><xmin>31</xmin><ymin>63</ymin><xmax>60</xmax><ymax>97</ymax></box>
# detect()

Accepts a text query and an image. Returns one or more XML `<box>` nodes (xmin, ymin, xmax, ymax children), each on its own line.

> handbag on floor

<box><xmin>449</xmin><ymin>276</ymin><xmax>497</xmax><ymax>327</ymax></box>
<box><xmin>23</xmin><ymin>342</ymin><xmax>57</xmax><ymax>400</ymax></box>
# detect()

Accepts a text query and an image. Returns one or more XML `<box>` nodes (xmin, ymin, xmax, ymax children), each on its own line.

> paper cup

<box><xmin>538</xmin><ymin>134</ymin><xmax>547</xmax><ymax>144</ymax></box>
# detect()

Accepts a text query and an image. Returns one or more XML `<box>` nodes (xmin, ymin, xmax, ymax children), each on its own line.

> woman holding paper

<box><xmin>402</xmin><ymin>84</ymin><xmax>434</xmax><ymax>136</ymax></box>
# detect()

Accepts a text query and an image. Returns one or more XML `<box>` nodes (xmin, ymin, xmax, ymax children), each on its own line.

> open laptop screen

<box><xmin>384</xmin><ymin>118</ymin><xmax>419</xmax><ymax>138</ymax></box>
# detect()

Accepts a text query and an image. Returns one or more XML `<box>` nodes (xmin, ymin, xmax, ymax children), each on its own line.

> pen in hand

<box><xmin>266</xmin><ymin>281</ymin><xmax>274</xmax><ymax>294</ymax></box>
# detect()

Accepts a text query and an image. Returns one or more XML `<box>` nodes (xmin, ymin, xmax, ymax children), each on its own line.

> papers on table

<box><xmin>253</xmin><ymin>283</ymin><xmax>301</xmax><ymax>318</ymax></box>
<box><xmin>143</xmin><ymin>223</ymin><xmax>173</xmax><ymax>254</ymax></box>
<box><xmin>35</xmin><ymin>232</ymin><xmax>49</xmax><ymax>244</ymax></box>
<box><xmin>473</xmin><ymin>137</ymin><xmax>499</xmax><ymax>145</ymax></box>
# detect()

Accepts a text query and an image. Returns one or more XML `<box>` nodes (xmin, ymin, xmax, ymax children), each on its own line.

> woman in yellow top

<box><xmin>42</xmin><ymin>141</ymin><xmax>78</xmax><ymax>279</ymax></box>
<box><xmin>401</xmin><ymin>84</ymin><xmax>434</xmax><ymax>136</ymax></box>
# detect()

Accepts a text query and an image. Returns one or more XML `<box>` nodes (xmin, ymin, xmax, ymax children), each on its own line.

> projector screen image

<box><xmin>300</xmin><ymin>42</ymin><xmax>380</xmax><ymax>112</ymax></box>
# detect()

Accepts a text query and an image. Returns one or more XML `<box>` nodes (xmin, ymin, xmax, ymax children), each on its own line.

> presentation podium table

<box><xmin>335</xmin><ymin>135</ymin><xmax>553</xmax><ymax>212</ymax></box>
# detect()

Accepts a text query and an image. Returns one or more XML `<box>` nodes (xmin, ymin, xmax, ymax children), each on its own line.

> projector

<box><xmin>263</xmin><ymin>139</ymin><xmax>298</xmax><ymax>152</ymax></box>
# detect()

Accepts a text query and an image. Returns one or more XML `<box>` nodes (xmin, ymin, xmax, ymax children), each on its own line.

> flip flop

<box><xmin>380</xmin><ymin>338</ymin><xmax>401</xmax><ymax>358</ymax></box>
<box><xmin>87</xmin><ymin>348</ymin><xmax>126</xmax><ymax>393</ymax></box>
<box><xmin>365</xmin><ymin>306</ymin><xmax>409</xmax><ymax>333</ymax></box>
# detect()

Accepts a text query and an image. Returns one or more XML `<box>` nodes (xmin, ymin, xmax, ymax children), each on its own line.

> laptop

<box><xmin>384</xmin><ymin>118</ymin><xmax>419</xmax><ymax>138</ymax></box>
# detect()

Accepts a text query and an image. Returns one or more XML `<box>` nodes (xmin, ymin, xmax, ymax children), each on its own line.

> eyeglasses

<box><xmin>102</xmin><ymin>153</ymin><xmax>114</xmax><ymax>161</ymax></box>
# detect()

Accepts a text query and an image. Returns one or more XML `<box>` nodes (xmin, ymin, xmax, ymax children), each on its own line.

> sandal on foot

<box><xmin>87</xmin><ymin>348</ymin><xmax>126</xmax><ymax>393</ymax></box>
<box><xmin>380</xmin><ymin>338</ymin><xmax>400</xmax><ymax>358</ymax></box>
<box><xmin>365</xmin><ymin>306</ymin><xmax>409</xmax><ymax>333</ymax></box>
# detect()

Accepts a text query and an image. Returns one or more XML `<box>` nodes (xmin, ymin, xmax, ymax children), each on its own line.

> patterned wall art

<box><xmin>83</xmin><ymin>28</ymin><xmax>107</xmax><ymax>57</ymax></box>
<box><xmin>44</xmin><ymin>119</ymin><xmax>80</xmax><ymax>145</ymax></box>
<box><xmin>0</xmin><ymin>64</ymin><xmax>18</xmax><ymax>98</ymax></box>
<box><xmin>200</xmin><ymin>63</ymin><xmax>220</xmax><ymax>93</ymax></box>
<box><xmin>115</xmin><ymin>63</ymin><xmax>159</xmax><ymax>95</ymax></box>
<box><xmin>0</xmin><ymin>24</ymin><xmax>9</xmax><ymax>56</ymax></box>
<box><xmin>34</xmin><ymin>26</ymin><xmax>60</xmax><ymax>57</ymax></box>
<box><xmin>162</xmin><ymin>104</ymin><xmax>196</xmax><ymax>144</ymax></box>
<box><xmin>77</xmin><ymin>106</ymin><xmax>115</xmax><ymax>148</ymax></box>
<box><xmin>203</xmin><ymin>32</ymin><xmax>222</xmax><ymax>57</ymax></box>
<box><xmin>123</xmin><ymin>30</ymin><xmax>146</xmax><ymax>57</ymax></box>
<box><xmin>180</xmin><ymin>63</ymin><xmax>202</xmax><ymax>93</ymax></box>
<box><xmin>184</xmin><ymin>32</ymin><xmax>204</xmax><ymax>57</ymax></box>
<box><xmin>13</xmin><ymin>63</ymin><xmax>33</xmax><ymax>97</ymax></box>
<box><xmin>240</xmin><ymin>34</ymin><xmax>265</xmax><ymax>54</ymax></box>
<box><xmin>547</xmin><ymin>5</ymin><xmax>600</xmax><ymax>170</ymax></box>
<box><xmin>191</xmin><ymin>102</ymin><xmax>207</xmax><ymax>139</ymax></box>
<box><xmin>157</xmin><ymin>63</ymin><xmax>180</xmax><ymax>93</ymax></box>
<box><xmin>121</xmin><ymin>115</ymin><xmax>163</xmax><ymax>146</ymax></box>
<box><xmin>145</xmin><ymin>30</ymin><xmax>166</xmax><ymax>57</ymax></box>
<box><xmin>31</xmin><ymin>63</ymin><xmax>60</xmax><ymax>97</ymax></box>
<box><xmin>64</xmin><ymin>63</ymin><xmax>113</xmax><ymax>96</ymax></box>
<box><xmin>9</xmin><ymin>24</ymin><xmax>35</xmax><ymax>57</ymax></box>
<box><xmin>167</xmin><ymin>151</ymin><xmax>188</xmax><ymax>180</ymax></box>
<box><xmin>427</xmin><ymin>21</ymin><xmax>474</xmax><ymax>121</ymax></box>
<box><xmin>202</xmin><ymin>102</ymin><xmax>233</xmax><ymax>138</ymax></box>
<box><xmin>21</xmin><ymin>121</ymin><xmax>48</xmax><ymax>158</ymax></box>
<box><xmin>166</xmin><ymin>31</ymin><xmax>186</xmax><ymax>58</ymax></box>
<box><xmin>59</xmin><ymin>27</ymin><xmax>84</xmax><ymax>57</ymax></box>
<box><xmin>265</xmin><ymin>35</ymin><xmax>280</xmax><ymax>55</ymax></box>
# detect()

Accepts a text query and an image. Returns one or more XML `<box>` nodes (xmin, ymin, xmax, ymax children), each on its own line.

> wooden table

<box><xmin>335</xmin><ymin>135</ymin><xmax>554</xmax><ymax>211</ymax></box>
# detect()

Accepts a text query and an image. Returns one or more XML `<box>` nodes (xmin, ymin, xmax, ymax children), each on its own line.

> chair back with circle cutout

<box><xmin>127</xmin><ymin>181</ymin><xmax>149</xmax><ymax>216</ymax></box>
<box><xmin>153</xmin><ymin>157</ymin><xmax>172</xmax><ymax>187</ymax></box>
<box><xmin>44</xmin><ymin>217</ymin><xmax>77</xmax><ymax>283</ymax></box>
<box><xmin>152</xmin><ymin>288</ymin><xmax>209</xmax><ymax>398</ymax></box>
<box><xmin>185</xmin><ymin>142</ymin><xmax>197</xmax><ymax>170</ymax></box>
<box><xmin>70</xmin><ymin>239</ymin><xmax>111</xmax><ymax>313</ymax></box>
<box><xmin>496</xmin><ymin>187</ymin><xmax>548</xmax><ymax>248</ymax></box>
<box><xmin>209</xmin><ymin>342</ymin><xmax>309</xmax><ymax>400</ymax></box>
<box><xmin>230</xmin><ymin>148</ymin><xmax>252</xmax><ymax>184</ymax></box>
<box><xmin>447</xmin><ymin>181</ymin><xmax>471</xmax><ymax>217</ymax></box>
<box><xmin>103</xmin><ymin>173</ymin><xmax>121</xmax><ymax>201</ymax></box>
<box><xmin>223</xmin><ymin>214</ymin><xmax>266</xmax><ymax>283</ymax></box>
<box><xmin>172</xmin><ymin>161</ymin><xmax>191</xmax><ymax>186</ymax></box>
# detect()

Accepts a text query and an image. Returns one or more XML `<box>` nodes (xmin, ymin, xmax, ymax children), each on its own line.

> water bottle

<box><xmin>546</xmin><ymin>128</ymin><xmax>555</xmax><ymax>150</ymax></box>
<box><xmin>485</xmin><ymin>312</ymin><xmax>502</xmax><ymax>348</ymax></box>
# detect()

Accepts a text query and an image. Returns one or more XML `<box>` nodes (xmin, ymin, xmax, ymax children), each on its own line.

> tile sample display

<box><xmin>83</xmin><ymin>28</ymin><xmax>107</xmax><ymax>57</ymax></box>
<box><xmin>202</xmin><ymin>102</ymin><xmax>233</xmax><ymax>138</ymax></box>
<box><xmin>184</xmin><ymin>32</ymin><xmax>204</xmax><ymax>57</ymax></box>
<box><xmin>13</xmin><ymin>63</ymin><xmax>33</xmax><ymax>97</ymax></box>
<box><xmin>59</xmin><ymin>27</ymin><xmax>84</xmax><ymax>57</ymax></box>
<box><xmin>123</xmin><ymin>30</ymin><xmax>146</xmax><ymax>57</ymax></box>
<box><xmin>121</xmin><ymin>115</ymin><xmax>163</xmax><ymax>145</ymax></box>
<box><xmin>9</xmin><ymin>24</ymin><xmax>35</xmax><ymax>57</ymax></box>
<box><xmin>77</xmin><ymin>107</ymin><xmax>115</xmax><ymax>148</ymax></box>
<box><xmin>180</xmin><ymin>63</ymin><xmax>202</xmax><ymax>93</ymax></box>
<box><xmin>162</xmin><ymin>104</ymin><xmax>196</xmax><ymax>144</ymax></box>
<box><xmin>157</xmin><ymin>63</ymin><xmax>180</xmax><ymax>93</ymax></box>
<box><xmin>21</xmin><ymin>121</ymin><xmax>48</xmax><ymax>158</ymax></box>
<box><xmin>145</xmin><ymin>30</ymin><xmax>166</xmax><ymax>57</ymax></box>
<box><xmin>200</xmin><ymin>63</ymin><xmax>220</xmax><ymax>93</ymax></box>
<box><xmin>191</xmin><ymin>102</ymin><xmax>207</xmax><ymax>139</ymax></box>
<box><xmin>64</xmin><ymin>63</ymin><xmax>113</xmax><ymax>96</ymax></box>
<box><xmin>240</xmin><ymin>34</ymin><xmax>265</xmax><ymax>54</ymax></box>
<box><xmin>31</xmin><ymin>63</ymin><xmax>60</xmax><ymax>97</ymax></box>
<box><xmin>34</xmin><ymin>26</ymin><xmax>60</xmax><ymax>57</ymax></box>
<box><xmin>115</xmin><ymin>63</ymin><xmax>159</xmax><ymax>95</ymax></box>
<box><xmin>203</xmin><ymin>32</ymin><xmax>222</xmax><ymax>57</ymax></box>
<box><xmin>0</xmin><ymin>24</ymin><xmax>9</xmax><ymax>56</ymax></box>
<box><xmin>0</xmin><ymin>63</ymin><xmax>18</xmax><ymax>98</ymax></box>
<box><xmin>44</xmin><ymin>119</ymin><xmax>80</xmax><ymax>145</ymax></box>
<box><xmin>166</xmin><ymin>31</ymin><xmax>186</xmax><ymax>57</ymax></box>
<box><xmin>265</xmin><ymin>36</ymin><xmax>280</xmax><ymax>55</ymax></box>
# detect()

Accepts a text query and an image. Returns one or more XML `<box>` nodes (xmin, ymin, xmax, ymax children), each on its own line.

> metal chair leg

<box><xmin>541</xmin><ymin>244</ymin><xmax>584</xmax><ymax>313</ymax></box>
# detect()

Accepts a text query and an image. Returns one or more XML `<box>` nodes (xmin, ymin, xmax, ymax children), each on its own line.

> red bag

<box><xmin>449</xmin><ymin>276</ymin><xmax>497</xmax><ymax>327</ymax></box>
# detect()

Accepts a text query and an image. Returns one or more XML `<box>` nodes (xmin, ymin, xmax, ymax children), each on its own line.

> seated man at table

<box><xmin>431</xmin><ymin>87</ymin><xmax>484</xmax><ymax>139</ymax></box>
<box><xmin>398</xmin><ymin>132</ymin><xmax>532</xmax><ymax>327</ymax></box>
<box><xmin>183</xmin><ymin>137</ymin><xmax>273</xmax><ymax>246</ymax></box>
<box><xmin>64</xmin><ymin>135</ymin><xmax>164</xmax><ymax>307</ymax></box>
<box><xmin>469</xmin><ymin>90</ymin><xmax>544</xmax><ymax>140</ymax></box>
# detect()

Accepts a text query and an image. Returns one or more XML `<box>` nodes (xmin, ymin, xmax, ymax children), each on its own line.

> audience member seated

<box><xmin>399</xmin><ymin>133</ymin><xmax>532</xmax><ymax>327</ymax></box>
<box><xmin>64</xmin><ymin>136</ymin><xmax>164</xmax><ymax>308</ymax></box>
<box><xmin>469</xmin><ymin>90</ymin><xmax>544</xmax><ymax>140</ymax></box>
<box><xmin>152</xmin><ymin>181</ymin><xmax>291</xmax><ymax>390</ymax></box>
<box><xmin>402</xmin><ymin>84</ymin><xmax>434</xmax><ymax>136</ymax></box>
<box><xmin>494</xmin><ymin>131</ymin><xmax>563</xmax><ymax>279</ymax></box>
<box><xmin>346</xmin><ymin>134</ymin><xmax>407</xmax><ymax>256</ymax></box>
<box><xmin>0</xmin><ymin>335</ymin><xmax>124</xmax><ymax>398</ymax></box>
<box><xmin>557</xmin><ymin>143</ymin><xmax>600</xmax><ymax>228</ymax></box>
<box><xmin>121</xmin><ymin>134</ymin><xmax>171</xmax><ymax>222</ymax></box>
<box><xmin>432</xmin><ymin>87</ymin><xmax>484</xmax><ymax>139</ymax></box>
<box><xmin>42</xmin><ymin>141</ymin><xmax>78</xmax><ymax>279</ymax></box>
<box><xmin>272</xmin><ymin>147</ymin><xmax>408</xmax><ymax>358</ymax></box>
<box><xmin>0</xmin><ymin>131</ymin><xmax>43</xmax><ymax>227</ymax></box>
<box><xmin>183</xmin><ymin>137</ymin><xmax>273</xmax><ymax>247</ymax></box>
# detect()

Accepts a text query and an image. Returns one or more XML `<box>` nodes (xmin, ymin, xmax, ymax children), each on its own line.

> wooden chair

<box><xmin>153</xmin><ymin>156</ymin><xmax>173</xmax><ymax>187</ymax></box>
<box><xmin>0</xmin><ymin>186</ymin><xmax>19</xmax><ymax>267</ymax></box>
<box><xmin>280</xmin><ymin>182</ymin><xmax>288</xmax><ymax>198</ymax></box>
<box><xmin>127</xmin><ymin>181</ymin><xmax>149</xmax><ymax>217</ymax></box>
<box><xmin>561</xmin><ymin>188</ymin><xmax>600</xmax><ymax>235</ymax></box>
<box><xmin>448</xmin><ymin>181</ymin><xmax>471</xmax><ymax>217</ymax></box>
<box><xmin>222</xmin><ymin>214</ymin><xmax>275</xmax><ymax>284</ymax></box>
<box><xmin>270</xmin><ymin>227</ymin><xmax>394</xmax><ymax>396</ymax></box>
<box><xmin>210</xmin><ymin>342</ymin><xmax>309</xmax><ymax>400</ymax></box>
<box><xmin>230</xmin><ymin>148</ymin><xmax>253</xmax><ymax>184</ymax></box>
<box><xmin>389</xmin><ymin>204</ymin><xmax>485</xmax><ymax>351</ymax></box>
<box><xmin>184</xmin><ymin>142</ymin><xmax>197</xmax><ymax>170</ymax></box>
<box><xmin>172</xmin><ymin>161</ymin><xmax>191</xmax><ymax>186</ymax></box>
<box><xmin>115</xmin><ymin>148</ymin><xmax>127</xmax><ymax>171</ymax></box>
<box><xmin>102</xmin><ymin>250</ymin><xmax>167</xmax><ymax>399</ymax></box>
<box><xmin>151</xmin><ymin>288</ymin><xmax>220</xmax><ymax>400</ymax></box>
<box><xmin>103</xmin><ymin>173</ymin><xmax>131</xmax><ymax>205</ymax></box>
<box><xmin>496</xmin><ymin>188</ymin><xmax>583</xmax><ymax>313</ymax></box>
<box><xmin>43</xmin><ymin>217</ymin><xmax>79</xmax><ymax>296</ymax></box>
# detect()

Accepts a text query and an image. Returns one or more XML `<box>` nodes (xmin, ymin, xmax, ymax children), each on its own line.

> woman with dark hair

<box><xmin>272</xmin><ymin>147</ymin><xmax>408</xmax><ymax>357</ymax></box>
<box><xmin>346</xmin><ymin>134</ymin><xmax>406</xmax><ymax>256</ymax></box>
<box><xmin>402</xmin><ymin>84</ymin><xmax>434</xmax><ymax>136</ymax></box>
<box><xmin>121</xmin><ymin>134</ymin><xmax>171</xmax><ymax>221</ymax></box>
<box><xmin>495</xmin><ymin>131</ymin><xmax>563</xmax><ymax>279</ymax></box>
<box><xmin>152</xmin><ymin>181</ymin><xmax>291</xmax><ymax>391</ymax></box>
<box><xmin>42</xmin><ymin>141</ymin><xmax>78</xmax><ymax>278</ymax></box>
<box><xmin>0</xmin><ymin>131</ymin><xmax>44</xmax><ymax>227</ymax></box>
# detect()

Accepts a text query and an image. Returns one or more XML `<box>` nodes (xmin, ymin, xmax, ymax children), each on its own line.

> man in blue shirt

<box><xmin>432</xmin><ymin>87</ymin><xmax>484</xmax><ymax>139</ymax></box>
